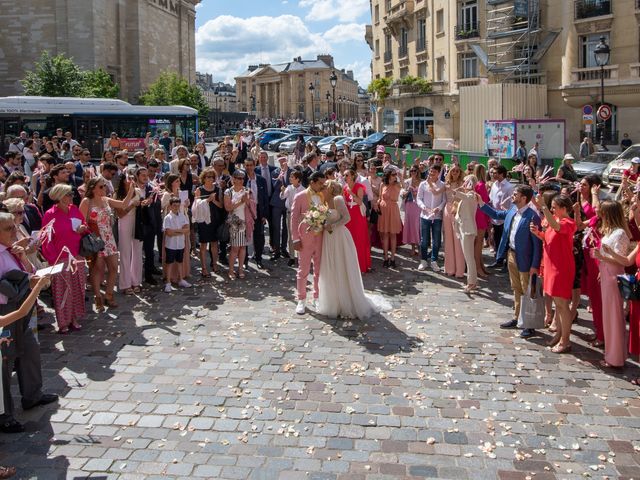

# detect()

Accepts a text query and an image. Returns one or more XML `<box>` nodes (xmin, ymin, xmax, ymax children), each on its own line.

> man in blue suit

<box><xmin>271</xmin><ymin>156</ymin><xmax>291</xmax><ymax>261</ymax></box>
<box><xmin>257</xmin><ymin>151</ymin><xmax>278</xmax><ymax>259</ymax></box>
<box><xmin>478</xmin><ymin>184</ymin><xmax>542</xmax><ymax>338</ymax></box>
<box><xmin>244</xmin><ymin>157</ymin><xmax>269</xmax><ymax>269</ymax></box>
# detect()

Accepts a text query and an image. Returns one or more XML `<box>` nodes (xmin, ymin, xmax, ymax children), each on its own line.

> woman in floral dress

<box><xmin>80</xmin><ymin>177</ymin><xmax>135</xmax><ymax>311</ymax></box>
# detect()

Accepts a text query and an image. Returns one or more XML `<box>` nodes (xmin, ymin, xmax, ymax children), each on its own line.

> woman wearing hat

<box><xmin>41</xmin><ymin>184</ymin><xmax>89</xmax><ymax>334</ymax></box>
<box><xmin>556</xmin><ymin>154</ymin><xmax>578</xmax><ymax>185</ymax></box>
<box><xmin>621</xmin><ymin>157</ymin><xmax>640</xmax><ymax>194</ymax></box>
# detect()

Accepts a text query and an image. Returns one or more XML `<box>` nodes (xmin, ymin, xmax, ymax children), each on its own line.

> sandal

<box><xmin>104</xmin><ymin>294</ymin><xmax>118</xmax><ymax>308</ymax></box>
<box><xmin>238</xmin><ymin>271</ymin><xmax>246</xmax><ymax>279</ymax></box>
<box><xmin>546</xmin><ymin>335</ymin><xmax>561</xmax><ymax>347</ymax></box>
<box><xmin>551</xmin><ymin>343</ymin><xmax>572</xmax><ymax>354</ymax></box>
<box><xmin>630</xmin><ymin>377</ymin><xmax>640</xmax><ymax>386</ymax></box>
<box><xmin>589</xmin><ymin>339</ymin><xmax>605</xmax><ymax>348</ymax></box>
<box><xmin>201</xmin><ymin>272</ymin><xmax>212</xmax><ymax>279</ymax></box>
<box><xmin>228</xmin><ymin>272</ymin><xmax>236</xmax><ymax>281</ymax></box>
<box><xmin>94</xmin><ymin>296</ymin><xmax>105</xmax><ymax>313</ymax></box>
<box><xmin>0</xmin><ymin>465</ymin><xmax>16</xmax><ymax>479</ymax></box>
<box><xmin>599</xmin><ymin>360</ymin><xmax>623</xmax><ymax>369</ymax></box>
<box><xmin>133</xmin><ymin>286</ymin><xmax>141</xmax><ymax>294</ymax></box>
<box><xmin>124</xmin><ymin>288</ymin><xmax>134</xmax><ymax>295</ymax></box>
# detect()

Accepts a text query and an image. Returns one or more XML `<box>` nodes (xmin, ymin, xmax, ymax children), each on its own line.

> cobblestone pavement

<box><xmin>1</xmin><ymin>248</ymin><xmax>640</xmax><ymax>480</ymax></box>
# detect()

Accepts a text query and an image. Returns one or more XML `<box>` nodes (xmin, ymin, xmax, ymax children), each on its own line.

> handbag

<box><xmin>617</xmin><ymin>274</ymin><xmax>640</xmax><ymax>301</ymax></box>
<box><xmin>517</xmin><ymin>274</ymin><xmax>545</xmax><ymax>330</ymax></box>
<box><xmin>217</xmin><ymin>222</ymin><xmax>230</xmax><ymax>244</ymax></box>
<box><xmin>80</xmin><ymin>233</ymin><xmax>106</xmax><ymax>257</ymax></box>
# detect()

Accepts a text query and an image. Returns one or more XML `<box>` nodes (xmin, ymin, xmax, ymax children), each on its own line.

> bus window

<box><xmin>1</xmin><ymin>119</ymin><xmax>20</xmax><ymax>157</ymax></box>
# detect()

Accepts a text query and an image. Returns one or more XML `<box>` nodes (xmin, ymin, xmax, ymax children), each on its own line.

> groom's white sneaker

<box><xmin>296</xmin><ymin>300</ymin><xmax>306</xmax><ymax>315</ymax></box>
<box><xmin>417</xmin><ymin>260</ymin><xmax>427</xmax><ymax>271</ymax></box>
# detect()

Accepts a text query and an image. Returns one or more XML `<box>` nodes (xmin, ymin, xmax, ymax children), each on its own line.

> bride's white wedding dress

<box><xmin>317</xmin><ymin>196</ymin><xmax>391</xmax><ymax>319</ymax></box>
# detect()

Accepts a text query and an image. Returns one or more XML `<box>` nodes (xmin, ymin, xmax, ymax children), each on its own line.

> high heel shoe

<box><xmin>104</xmin><ymin>294</ymin><xmax>118</xmax><ymax>308</ymax></box>
<box><xmin>546</xmin><ymin>334</ymin><xmax>561</xmax><ymax>347</ymax></box>
<box><xmin>94</xmin><ymin>296</ymin><xmax>105</xmax><ymax>313</ymax></box>
<box><xmin>551</xmin><ymin>343</ymin><xmax>572</xmax><ymax>354</ymax></box>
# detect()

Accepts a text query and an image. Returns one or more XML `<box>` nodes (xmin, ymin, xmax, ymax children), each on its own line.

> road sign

<box><xmin>582</xmin><ymin>104</ymin><xmax>593</xmax><ymax>115</ymax></box>
<box><xmin>585</xmin><ymin>124</ymin><xmax>592</xmax><ymax>133</ymax></box>
<box><xmin>597</xmin><ymin>104</ymin><xmax>612</xmax><ymax>121</ymax></box>
<box><xmin>583</xmin><ymin>114</ymin><xmax>594</xmax><ymax>125</ymax></box>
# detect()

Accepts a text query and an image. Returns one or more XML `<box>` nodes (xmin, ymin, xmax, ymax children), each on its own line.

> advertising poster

<box><xmin>484</xmin><ymin>121</ymin><xmax>515</xmax><ymax>159</ymax></box>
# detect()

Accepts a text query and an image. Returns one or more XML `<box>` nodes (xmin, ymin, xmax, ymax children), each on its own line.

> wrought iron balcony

<box><xmin>574</xmin><ymin>0</ymin><xmax>611</xmax><ymax>20</ymax></box>
<box><xmin>454</xmin><ymin>22</ymin><xmax>480</xmax><ymax>40</ymax></box>
<box><xmin>398</xmin><ymin>45</ymin><xmax>408</xmax><ymax>58</ymax></box>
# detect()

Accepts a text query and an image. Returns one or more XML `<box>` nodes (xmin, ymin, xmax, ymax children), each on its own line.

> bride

<box><xmin>317</xmin><ymin>181</ymin><xmax>390</xmax><ymax>319</ymax></box>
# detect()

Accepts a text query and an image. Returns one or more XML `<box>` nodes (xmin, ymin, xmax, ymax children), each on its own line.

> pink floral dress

<box><xmin>88</xmin><ymin>204</ymin><xmax>118</xmax><ymax>257</ymax></box>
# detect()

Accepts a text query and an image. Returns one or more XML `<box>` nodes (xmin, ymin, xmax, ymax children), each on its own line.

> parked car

<box><xmin>573</xmin><ymin>150</ymin><xmax>619</xmax><ymax>179</ymax></box>
<box><xmin>351</xmin><ymin>132</ymin><xmax>413</xmax><ymax>158</ymax></box>
<box><xmin>267</xmin><ymin>133</ymin><xmax>300</xmax><ymax>152</ymax></box>
<box><xmin>319</xmin><ymin>136</ymin><xmax>350</xmax><ymax>153</ymax></box>
<box><xmin>257</xmin><ymin>131</ymin><xmax>288</xmax><ymax>149</ymax></box>
<box><xmin>278</xmin><ymin>135</ymin><xmax>323</xmax><ymax>154</ymax></box>
<box><xmin>602</xmin><ymin>144</ymin><xmax>640</xmax><ymax>188</ymax></box>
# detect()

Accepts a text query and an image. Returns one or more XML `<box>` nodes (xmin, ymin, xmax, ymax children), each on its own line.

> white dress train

<box><xmin>317</xmin><ymin>196</ymin><xmax>391</xmax><ymax>320</ymax></box>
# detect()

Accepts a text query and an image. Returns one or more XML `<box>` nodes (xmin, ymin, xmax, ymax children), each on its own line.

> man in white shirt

<box><xmin>488</xmin><ymin>165</ymin><xmax>514</xmax><ymax>269</ymax></box>
<box><xmin>416</xmin><ymin>165</ymin><xmax>446</xmax><ymax>272</ymax></box>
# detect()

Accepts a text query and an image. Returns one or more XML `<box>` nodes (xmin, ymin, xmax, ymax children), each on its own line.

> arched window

<box><xmin>404</xmin><ymin>107</ymin><xmax>434</xmax><ymax>135</ymax></box>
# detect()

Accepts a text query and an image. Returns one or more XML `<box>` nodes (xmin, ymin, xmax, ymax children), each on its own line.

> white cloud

<box><xmin>195</xmin><ymin>1</ymin><xmax>203</xmax><ymax>10</ymax></box>
<box><xmin>344</xmin><ymin>60</ymin><xmax>371</xmax><ymax>89</ymax></box>
<box><xmin>323</xmin><ymin>23</ymin><xmax>366</xmax><ymax>44</ymax></box>
<box><xmin>196</xmin><ymin>15</ymin><xmax>332</xmax><ymax>84</ymax></box>
<box><xmin>299</xmin><ymin>0</ymin><xmax>369</xmax><ymax>22</ymax></box>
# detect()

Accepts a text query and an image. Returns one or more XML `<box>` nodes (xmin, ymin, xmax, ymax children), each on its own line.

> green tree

<box><xmin>367</xmin><ymin>77</ymin><xmax>393</xmax><ymax>101</ymax></box>
<box><xmin>21</xmin><ymin>51</ymin><xmax>119</xmax><ymax>98</ymax></box>
<box><xmin>82</xmin><ymin>68</ymin><xmax>120</xmax><ymax>98</ymax></box>
<box><xmin>139</xmin><ymin>71</ymin><xmax>209</xmax><ymax>127</ymax></box>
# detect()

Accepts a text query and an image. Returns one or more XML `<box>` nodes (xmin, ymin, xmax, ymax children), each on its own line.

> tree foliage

<box><xmin>396</xmin><ymin>75</ymin><xmax>432</xmax><ymax>94</ymax></box>
<box><xmin>21</xmin><ymin>51</ymin><xmax>119</xmax><ymax>98</ymax></box>
<box><xmin>139</xmin><ymin>71</ymin><xmax>209</xmax><ymax>126</ymax></box>
<box><xmin>367</xmin><ymin>77</ymin><xmax>393</xmax><ymax>101</ymax></box>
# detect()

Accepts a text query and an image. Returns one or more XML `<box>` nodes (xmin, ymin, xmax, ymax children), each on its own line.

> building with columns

<box><xmin>235</xmin><ymin>55</ymin><xmax>360</xmax><ymax>121</ymax></box>
<box><xmin>0</xmin><ymin>0</ymin><xmax>200</xmax><ymax>103</ymax></box>
<box><xmin>366</xmin><ymin>0</ymin><xmax>640</xmax><ymax>153</ymax></box>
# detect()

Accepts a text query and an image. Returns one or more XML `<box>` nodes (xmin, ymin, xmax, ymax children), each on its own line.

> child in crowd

<box><xmin>163</xmin><ymin>196</ymin><xmax>192</xmax><ymax>292</ymax></box>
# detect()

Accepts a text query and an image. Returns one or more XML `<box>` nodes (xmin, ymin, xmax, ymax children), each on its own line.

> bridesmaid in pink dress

<box><xmin>443</xmin><ymin>165</ymin><xmax>465</xmax><ymax>277</ymax></box>
<box><xmin>401</xmin><ymin>167</ymin><xmax>422</xmax><ymax>256</ymax></box>
<box><xmin>473</xmin><ymin>164</ymin><xmax>491</xmax><ymax>277</ymax></box>
<box><xmin>594</xmin><ymin>201</ymin><xmax>631</xmax><ymax>368</ymax></box>
<box><xmin>377</xmin><ymin>170</ymin><xmax>403</xmax><ymax>268</ymax></box>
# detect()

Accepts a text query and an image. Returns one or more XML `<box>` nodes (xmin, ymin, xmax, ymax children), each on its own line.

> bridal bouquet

<box><xmin>302</xmin><ymin>204</ymin><xmax>329</xmax><ymax>234</ymax></box>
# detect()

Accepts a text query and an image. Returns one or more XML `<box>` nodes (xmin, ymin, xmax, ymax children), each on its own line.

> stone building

<box><xmin>0</xmin><ymin>0</ymin><xmax>200</xmax><ymax>103</ymax></box>
<box><xmin>366</xmin><ymin>0</ymin><xmax>640</xmax><ymax>152</ymax></box>
<box><xmin>235</xmin><ymin>55</ymin><xmax>360</xmax><ymax>122</ymax></box>
<box><xmin>196</xmin><ymin>73</ymin><xmax>238</xmax><ymax>113</ymax></box>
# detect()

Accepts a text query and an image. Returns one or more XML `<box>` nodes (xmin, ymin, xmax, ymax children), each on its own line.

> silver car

<box><xmin>573</xmin><ymin>151</ymin><xmax>619</xmax><ymax>179</ymax></box>
<box><xmin>602</xmin><ymin>144</ymin><xmax>640</xmax><ymax>187</ymax></box>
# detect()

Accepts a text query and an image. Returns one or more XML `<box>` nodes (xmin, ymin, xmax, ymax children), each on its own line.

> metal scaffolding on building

<box><xmin>472</xmin><ymin>0</ymin><xmax>559</xmax><ymax>84</ymax></box>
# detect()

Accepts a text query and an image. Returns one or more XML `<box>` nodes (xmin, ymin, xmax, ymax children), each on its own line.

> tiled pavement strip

<box><xmin>1</xmin><ymin>249</ymin><xmax>639</xmax><ymax>480</ymax></box>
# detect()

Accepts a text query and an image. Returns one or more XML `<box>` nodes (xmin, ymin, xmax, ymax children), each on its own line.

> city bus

<box><xmin>0</xmin><ymin>96</ymin><xmax>199</xmax><ymax>158</ymax></box>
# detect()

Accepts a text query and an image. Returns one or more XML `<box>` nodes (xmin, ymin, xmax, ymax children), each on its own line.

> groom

<box><xmin>291</xmin><ymin>171</ymin><xmax>326</xmax><ymax>314</ymax></box>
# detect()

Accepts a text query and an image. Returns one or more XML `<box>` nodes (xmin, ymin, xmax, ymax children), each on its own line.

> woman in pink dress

<box><xmin>473</xmin><ymin>164</ymin><xmax>490</xmax><ymax>277</ymax></box>
<box><xmin>41</xmin><ymin>184</ymin><xmax>89</xmax><ymax>334</ymax></box>
<box><xmin>594</xmin><ymin>201</ymin><xmax>631</xmax><ymax>368</ymax></box>
<box><xmin>343</xmin><ymin>169</ymin><xmax>371</xmax><ymax>273</ymax></box>
<box><xmin>401</xmin><ymin>166</ymin><xmax>421</xmax><ymax>256</ymax></box>
<box><xmin>443</xmin><ymin>165</ymin><xmax>465</xmax><ymax>278</ymax></box>
<box><xmin>377</xmin><ymin>169</ymin><xmax>402</xmax><ymax>268</ymax></box>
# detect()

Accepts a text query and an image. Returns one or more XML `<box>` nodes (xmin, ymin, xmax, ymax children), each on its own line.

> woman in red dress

<box><xmin>473</xmin><ymin>164</ymin><xmax>490</xmax><ymax>277</ymax></box>
<box><xmin>530</xmin><ymin>193</ymin><xmax>576</xmax><ymax>353</ymax></box>
<box><xmin>343</xmin><ymin>169</ymin><xmax>371</xmax><ymax>273</ymax></box>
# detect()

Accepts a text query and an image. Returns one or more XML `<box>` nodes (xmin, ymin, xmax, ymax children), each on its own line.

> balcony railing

<box><xmin>398</xmin><ymin>45</ymin><xmax>408</xmax><ymax>58</ymax></box>
<box><xmin>574</xmin><ymin>0</ymin><xmax>611</xmax><ymax>20</ymax></box>
<box><xmin>455</xmin><ymin>22</ymin><xmax>480</xmax><ymax>40</ymax></box>
<box><xmin>416</xmin><ymin>37</ymin><xmax>427</xmax><ymax>52</ymax></box>
<box><xmin>631</xmin><ymin>63</ymin><xmax>640</xmax><ymax>79</ymax></box>
<box><xmin>571</xmin><ymin>65</ymin><xmax>618</xmax><ymax>83</ymax></box>
<box><xmin>384</xmin><ymin>51</ymin><xmax>392</xmax><ymax>63</ymax></box>
<box><xmin>455</xmin><ymin>78</ymin><xmax>483</xmax><ymax>88</ymax></box>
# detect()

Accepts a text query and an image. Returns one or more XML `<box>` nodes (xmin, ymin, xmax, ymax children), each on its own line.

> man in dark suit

<box><xmin>301</xmin><ymin>152</ymin><xmax>321</xmax><ymax>187</ymax></box>
<box><xmin>5</xmin><ymin>185</ymin><xmax>42</xmax><ymax>234</ymax></box>
<box><xmin>478</xmin><ymin>185</ymin><xmax>542</xmax><ymax>338</ymax></box>
<box><xmin>256</xmin><ymin>151</ymin><xmax>278</xmax><ymax>256</ymax></box>
<box><xmin>271</xmin><ymin>156</ymin><xmax>290</xmax><ymax>260</ymax></box>
<box><xmin>244</xmin><ymin>157</ymin><xmax>268</xmax><ymax>269</ymax></box>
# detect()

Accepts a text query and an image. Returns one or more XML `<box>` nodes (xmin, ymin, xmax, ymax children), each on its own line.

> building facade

<box><xmin>196</xmin><ymin>73</ymin><xmax>238</xmax><ymax>113</ymax></box>
<box><xmin>235</xmin><ymin>55</ymin><xmax>360</xmax><ymax>122</ymax></box>
<box><xmin>0</xmin><ymin>0</ymin><xmax>200</xmax><ymax>103</ymax></box>
<box><xmin>366</xmin><ymin>0</ymin><xmax>640</xmax><ymax>153</ymax></box>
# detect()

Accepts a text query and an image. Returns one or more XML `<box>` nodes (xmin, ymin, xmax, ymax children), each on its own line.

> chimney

<box><xmin>248</xmin><ymin>65</ymin><xmax>258</xmax><ymax>72</ymax></box>
<box><xmin>347</xmin><ymin>70</ymin><xmax>354</xmax><ymax>80</ymax></box>
<box><xmin>316</xmin><ymin>54</ymin><xmax>334</xmax><ymax>67</ymax></box>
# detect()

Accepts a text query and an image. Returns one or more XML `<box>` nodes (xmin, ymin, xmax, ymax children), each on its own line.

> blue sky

<box><xmin>194</xmin><ymin>0</ymin><xmax>372</xmax><ymax>88</ymax></box>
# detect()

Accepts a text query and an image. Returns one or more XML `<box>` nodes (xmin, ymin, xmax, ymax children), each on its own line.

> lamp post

<box><xmin>330</xmin><ymin>70</ymin><xmax>338</xmax><ymax>134</ymax></box>
<box><xmin>309</xmin><ymin>82</ymin><xmax>316</xmax><ymax>133</ymax></box>
<box><xmin>326</xmin><ymin>91</ymin><xmax>331</xmax><ymax>122</ymax></box>
<box><xmin>594</xmin><ymin>35</ymin><xmax>610</xmax><ymax>151</ymax></box>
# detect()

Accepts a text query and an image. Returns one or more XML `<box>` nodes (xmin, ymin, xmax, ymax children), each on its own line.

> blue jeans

<box><xmin>420</xmin><ymin>218</ymin><xmax>442</xmax><ymax>262</ymax></box>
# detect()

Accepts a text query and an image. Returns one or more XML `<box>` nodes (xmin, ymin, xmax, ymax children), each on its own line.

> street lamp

<box><xmin>326</xmin><ymin>91</ymin><xmax>331</xmax><ymax>121</ymax></box>
<box><xmin>308</xmin><ymin>82</ymin><xmax>316</xmax><ymax>133</ymax></box>
<box><xmin>594</xmin><ymin>35</ymin><xmax>610</xmax><ymax>150</ymax></box>
<box><xmin>330</xmin><ymin>70</ymin><xmax>338</xmax><ymax>133</ymax></box>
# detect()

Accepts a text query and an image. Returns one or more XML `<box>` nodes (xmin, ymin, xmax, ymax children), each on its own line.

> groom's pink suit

<box><xmin>291</xmin><ymin>189</ymin><xmax>323</xmax><ymax>301</ymax></box>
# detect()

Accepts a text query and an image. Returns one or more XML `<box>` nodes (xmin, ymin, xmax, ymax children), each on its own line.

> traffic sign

<box><xmin>582</xmin><ymin>114</ymin><xmax>594</xmax><ymax>125</ymax></box>
<box><xmin>583</xmin><ymin>105</ymin><xmax>593</xmax><ymax>115</ymax></box>
<box><xmin>597</xmin><ymin>104</ymin><xmax>612</xmax><ymax>121</ymax></box>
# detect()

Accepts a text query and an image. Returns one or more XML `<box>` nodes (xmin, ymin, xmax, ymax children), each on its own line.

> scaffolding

<box><xmin>473</xmin><ymin>0</ymin><xmax>559</xmax><ymax>84</ymax></box>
